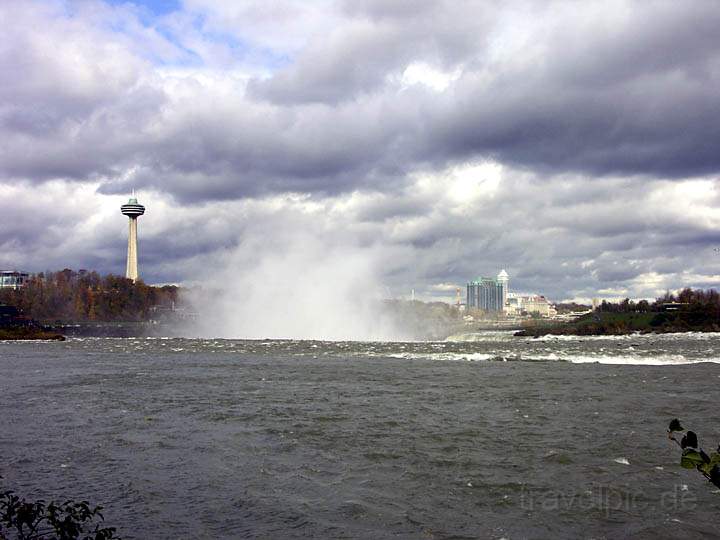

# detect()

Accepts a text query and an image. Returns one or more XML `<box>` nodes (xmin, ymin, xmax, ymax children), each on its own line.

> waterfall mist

<box><xmin>182</xmin><ymin>230</ymin><xmax>410</xmax><ymax>341</ymax></box>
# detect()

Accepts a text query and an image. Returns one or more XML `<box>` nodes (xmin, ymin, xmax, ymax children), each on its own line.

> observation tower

<box><xmin>121</xmin><ymin>194</ymin><xmax>145</xmax><ymax>282</ymax></box>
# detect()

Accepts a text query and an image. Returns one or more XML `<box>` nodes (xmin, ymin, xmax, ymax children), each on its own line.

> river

<box><xmin>1</xmin><ymin>333</ymin><xmax>718</xmax><ymax>539</ymax></box>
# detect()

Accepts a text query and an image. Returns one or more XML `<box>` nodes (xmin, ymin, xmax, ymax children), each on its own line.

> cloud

<box><xmin>4</xmin><ymin>1</ymin><xmax>720</xmax><ymax>196</ymax></box>
<box><xmin>2</xmin><ymin>0</ymin><xmax>720</xmax><ymax>307</ymax></box>
<box><xmin>4</xmin><ymin>160</ymin><xmax>720</xmax><ymax>304</ymax></box>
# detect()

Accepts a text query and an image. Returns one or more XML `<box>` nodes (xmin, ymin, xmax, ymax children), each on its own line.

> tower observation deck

<box><xmin>121</xmin><ymin>196</ymin><xmax>145</xmax><ymax>282</ymax></box>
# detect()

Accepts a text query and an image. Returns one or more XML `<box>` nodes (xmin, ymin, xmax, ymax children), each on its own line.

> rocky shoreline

<box><xmin>1</xmin><ymin>304</ymin><xmax>66</xmax><ymax>341</ymax></box>
<box><xmin>514</xmin><ymin>310</ymin><xmax>720</xmax><ymax>337</ymax></box>
<box><xmin>0</xmin><ymin>327</ymin><xmax>65</xmax><ymax>341</ymax></box>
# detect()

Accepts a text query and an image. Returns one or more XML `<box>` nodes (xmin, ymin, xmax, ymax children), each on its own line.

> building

<box><xmin>505</xmin><ymin>294</ymin><xmax>522</xmax><ymax>314</ymax></box>
<box><xmin>464</xmin><ymin>270</ymin><xmax>557</xmax><ymax>317</ymax></box>
<box><xmin>497</xmin><ymin>269</ymin><xmax>509</xmax><ymax>306</ymax></box>
<box><xmin>506</xmin><ymin>293</ymin><xmax>557</xmax><ymax>317</ymax></box>
<box><xmin>121</xmin><ymin>195</ymin><xmax>146</xmax><ymax>282</ymax></box>
<box><xmin>521</xmin><ymin>295</ymin><xmax>556</xmax><ymax>317</ymax></box>
<box><xmin>0</xmin><ymin>270</ymin><xmax>29</xmax><ymax>289</ymax></box>
<box><xmin>467</xmin><ymin>270</ymin><xmax>509</xmax><ymax>312</ymax></box>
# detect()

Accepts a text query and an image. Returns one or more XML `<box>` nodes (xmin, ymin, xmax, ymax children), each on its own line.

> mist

<box><xmin>183</xmin><ymin>230</ymin><xmax>411</xmax><ymax>341</ymax></box>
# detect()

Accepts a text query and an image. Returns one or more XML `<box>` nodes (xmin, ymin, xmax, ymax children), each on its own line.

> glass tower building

<box><xmin>466</xmin><ymin>270</ymin><xmax>509</xmax><ymax>312</ymax></box>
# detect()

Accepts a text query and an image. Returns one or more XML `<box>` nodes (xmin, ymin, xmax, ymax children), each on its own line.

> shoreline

<box><xmin>0</xmin><ymin>328</ymin><xmax>65</xmax><ymax>341</ymax></box>
<box><xmin>513</xmin><ymin>311</ymin><xmax>720</xmax><ymax>338</ymax></box>
<box><xmin>513</xmin><ymin>327</ymin><xmax>720</xmax><ymax>338</ymax></box>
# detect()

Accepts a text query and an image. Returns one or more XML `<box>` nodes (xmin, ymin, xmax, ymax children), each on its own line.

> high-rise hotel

<box><xmin>466</xmin><ymin>270</ymin><xmax>509</xmax><ymax>312</ymax></box>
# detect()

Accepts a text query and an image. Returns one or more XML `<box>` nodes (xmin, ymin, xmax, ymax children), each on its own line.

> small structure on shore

<box><xmin>0</xmin><ymin>270</ymin><xmax>29</xmax><ymax>289</ymax></box>
<box><xmin>0</xmin><ymin>303</ymin><xmax>64</xmax><ymax>340</ymax></box>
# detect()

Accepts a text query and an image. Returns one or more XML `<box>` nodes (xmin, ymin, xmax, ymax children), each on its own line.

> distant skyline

<box><xmin>2</xmin><ymin>0</ymin><xmax>720</xmax><ymax>302</ymax></box>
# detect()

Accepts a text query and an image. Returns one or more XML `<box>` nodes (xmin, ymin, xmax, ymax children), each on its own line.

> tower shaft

<box><xmin>126</xmin><ymin>217</ymin><xmax>139</xmax><ymax>282</ymax></box>
<box><xmin>121</xmin><ymin>195</ymin><xmax>145</xmax><ymax>282</ymax></box>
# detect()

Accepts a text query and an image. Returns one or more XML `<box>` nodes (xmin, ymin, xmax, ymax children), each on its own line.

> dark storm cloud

<box><xmin>3</xmin><ymin>1</ymin><xmax>720</xmax><ymax>201</ymax></box>
<box><xmin>430</xmin><ymin>76</ymin><xmax>720</xmax><ymax>179</ymax></box>
<box><xmin>86</xmin><ymin>88</ymin><xmax>434</xmax><ymax>202</ymax></box>
<box><xmin>248</xmin><ymin>1</ymin><xmax>487</xmax><ymax>104</ymax></box>
<box><xmin>423</xmin><ymin>1</ymin><xmax>720</xmax><ymax>178</ymax></box>
<box><xmin>246</xmin><ymin>0</ymin><xmax>720</xmax><ymax>184</ymax></box>
<box><xmin>352</xmin><ymin>194</ymin><xmax>433</xmax><ymax>223</ymax></box>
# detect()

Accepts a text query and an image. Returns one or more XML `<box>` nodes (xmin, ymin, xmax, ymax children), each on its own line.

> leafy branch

<box><xmin>0</xmin><ymin>483</ymin><xmax>120</xmax><ymax>540</ymax></box>
<box><xmin>667</xmin><ymin>418</ymin><xmax>720</xmax><ymax>489</ymax></box>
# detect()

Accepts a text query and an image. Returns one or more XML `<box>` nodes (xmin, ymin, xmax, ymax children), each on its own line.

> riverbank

<box><xmin>44</xmin><ymin>321</ymin><xmax>187</xmax><ymax>338</ymax></box>
<box><xmin>514</xmin><ymin>310</ymin><xmax>720</xmax><ymax>337</ymax></box>
<box><xmin>0</xmin><ymin>327</ymin><xmax>65</xmax><ymax>341</ymax></box>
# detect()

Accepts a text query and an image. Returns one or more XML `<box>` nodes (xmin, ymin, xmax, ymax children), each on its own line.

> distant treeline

<box><xmin>554</xmin><ymin>302</ymin><xmax>591</xmax><ymax>314</ymax></box>
<box><xmin>597</xmin><ymin>288</ymin><xmax>720</xmax><ymax>314</ymax></box>
<box><xmin>0</xmin><ymin>269</ymin><xmax>179</xmax><ymax>322</ymax></box>
<box><xmin>594</xmin><ymin>288</ymin><xmax>720</xmax><ymax>331</ymax></box>
<box><xmin>518</xmin><ymin>287</ymin><xmax>720</xmax><ymax>336</ymax></box>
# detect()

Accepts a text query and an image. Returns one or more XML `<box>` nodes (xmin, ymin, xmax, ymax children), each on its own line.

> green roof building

<box><xmin>467</xmin><ymin>270</ymin><xmax>509</xmax><ymax>312</ymax></box>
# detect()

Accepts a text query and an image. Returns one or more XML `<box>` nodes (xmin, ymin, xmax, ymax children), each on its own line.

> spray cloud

<box><xmin>185</xmin><ymin>226</ymin><xmax>410</xmax><ymax>341</ymax></box>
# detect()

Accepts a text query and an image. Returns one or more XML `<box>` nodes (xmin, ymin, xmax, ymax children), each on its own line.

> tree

<box><xmin>0</xmin><ymin>270</ymin><xmax>179</xmax><ymax>323</ymax></box>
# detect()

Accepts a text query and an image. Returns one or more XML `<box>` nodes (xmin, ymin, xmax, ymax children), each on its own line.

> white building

<box><xmin>497</xmin><ymin>269</ymin><xmax>509</xmax><ymax>307</ymax></box>
<box><xmin>0</xmin><ymin>270</ymin><xmax>29</xmax><ymax>289</ymax></box>
<box><xmin>505</xmin><ymin>293</ymin><xmax>556</xmax><ymax>317</ymax></box>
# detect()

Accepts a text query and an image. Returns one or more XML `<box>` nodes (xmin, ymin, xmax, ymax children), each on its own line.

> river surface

<box><xmin>1</xmin><ymin>332</ymin><xmax>719</xmax><ymax>539</ymax></box>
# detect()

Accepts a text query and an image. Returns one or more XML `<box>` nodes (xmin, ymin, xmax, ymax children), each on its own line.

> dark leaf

<box><xmin>710</xmin><ymin>465</ymin><xmax>720</xmax><ymax>489</ymax></box>
<box><xmin>681</xmin><ymin>449</ymin><xmax>704</xmax><ymax>469</ymax></box>
<box><xmin>699</xmin><ymin>452</ymin><xmax>720</xmax><ymax>475</ymax></box>
<box><xmin>681</xmin><ymin>431</ymin><xmax>698</xmax><ymax>449</ymax></box>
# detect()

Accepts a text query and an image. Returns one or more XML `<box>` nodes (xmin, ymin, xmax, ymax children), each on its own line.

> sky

<box><xmin>2</xmin><ymin>0</ymin><xmax>720</xmax><ymax>303</ymax></box>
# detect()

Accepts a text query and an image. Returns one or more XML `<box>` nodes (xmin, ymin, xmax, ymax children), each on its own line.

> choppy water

<box><xmin>1</xmin><ymin>332</ymin><xmax>719</xmax><ymax>539</ymax></box>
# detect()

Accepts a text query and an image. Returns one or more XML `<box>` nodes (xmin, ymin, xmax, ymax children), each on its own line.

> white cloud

<box><xmin>398</xmin><ymin>62</ymin><xmax>462</xmax><ymax>92</ymax></box>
